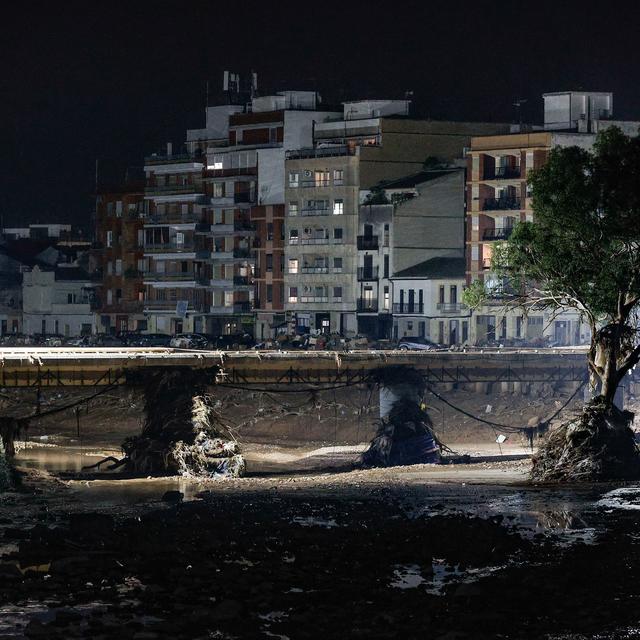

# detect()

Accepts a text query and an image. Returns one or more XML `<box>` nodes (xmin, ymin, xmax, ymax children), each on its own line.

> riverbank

<box><xmin>2</xmin><ymin>459</ymin><xmax>640</xmax><ymax>638</ymax></box>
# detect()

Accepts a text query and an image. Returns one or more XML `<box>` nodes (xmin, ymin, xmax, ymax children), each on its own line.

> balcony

<box><xmin>300</xmin><ymin>266</ymin><xmax>329</xmax><ymax>274</ymax></box>
<box><xmin>233</xmin><ymin>247</ymin><xmax>252</xmax><ymax>258</ymax></box>
<box><xmin>298</xmin><ymin>237</ymin><xmax>330</xmax><ymax>245</ymax></box>
<box><xmin>210</xmin><ymin>302</ymin><xmax>252</xmax><ymax>315</ymax></box>
<box><xmin>144</xmin><ymin>300</ymin><xmax>208</xmax><ymax>312</ymax></box>
<box><xmin>357</xmin><ymin>298</ymin><xmax>378</xmax><ymax>312</ymax></box>
<box><xmin>357</xmin><ymin>267</ymin><xmax>379</xmax><ymax>281</ymax></box>
<box><xmin>300</xmin><ymin>207</ymin><xmax>330</xmax><ymax>216</ymax></box>
<box><xmin>286</xmin><ymin>145</ymin><xmax>355</xmax><ymax>160</ymax></box>
<box><xmin>147</xmin><ymin>213</ymin><xmax>200</xmax><ymax>225</ymax></box>
<box><xmin>357</xmin><ymin>235</ymin><xmax>379</xmax><ymax>250</ymax></box>
<box><xmin>144</xmin><ymin>242</ymin><xmax>196</xmax><ymax>253</ymax></box>
<box><xmin>300</xmin><ymin>179</ymin><xmax>330</xmax><ymax>188</ymax></box>
<box><xmin>484</xmin><ymin>166</ymin><xmax>522</xmax><ymax>180</ymax></box>
<box><xmin>436</xmin><ymin>303</ymin><xmax>468</xmax><ymax>314</ymax></box>
<box><xmin>233</xmin><ymin>275</ymin><xmax>250</xmax><ymax>286</ymax></box>
<box><xmin>482</xmin><ymin>198</ymin><xmax>522</xmax><ymax>212</ymax></box>
<box><xmin>143</xmin><ymin>272</ymin><xmax>207</xmax><ymax>283</ymax></box>
<box><xmin>392</xmin><ymin>302</ymin><xmax>424</xmax><ymax>314</ymax></box>
<box><xmin>483</xmin><ymin>227</ymin><xmax>514</xmax><ymax>241</ymax></box>
<box><xmin>145</xmin><ymin>183</ymin><xmax>199</xmax><ymax>195</ymax></box>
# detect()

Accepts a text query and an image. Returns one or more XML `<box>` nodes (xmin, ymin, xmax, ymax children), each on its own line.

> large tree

<box><xmin>487</xmin><ymin>127</ymin><xmax>640</xmax><ymax>406</ymax></box>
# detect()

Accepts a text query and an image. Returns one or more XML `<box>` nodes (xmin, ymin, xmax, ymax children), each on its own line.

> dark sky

<box><xmin>1</xmin><ymin>0</ymin><xmax>639</xmax><ymax>229</ymax></box>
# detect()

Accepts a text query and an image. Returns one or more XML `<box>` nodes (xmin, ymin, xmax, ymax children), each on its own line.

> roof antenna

<box><xmin>513</xmin><ymin>98</ymin><xmax>528</xmax><ymax>130</ymax></box>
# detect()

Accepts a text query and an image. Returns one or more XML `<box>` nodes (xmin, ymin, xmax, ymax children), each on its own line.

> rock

<box><xmin>527</xmin><ymin>416</ymin><xmax>541</xmax><ymax>427</ymax></box>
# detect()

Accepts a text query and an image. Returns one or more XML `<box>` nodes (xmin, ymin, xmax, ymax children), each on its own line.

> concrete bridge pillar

<box><xmin>475</xmin><ymin>382</ymin><xmax>489</xmax><ymax>394</ymax></box>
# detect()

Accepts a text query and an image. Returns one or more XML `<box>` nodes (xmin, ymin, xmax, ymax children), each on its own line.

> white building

<box><xmin>22</xmin><ymin>266</ymin><xmax>96</xmax><ymax>336</ymax></box>
<box><xmin>391</xmin><ymin>257</ymin><xmax>469</xmax><ymax>344</ymax></box>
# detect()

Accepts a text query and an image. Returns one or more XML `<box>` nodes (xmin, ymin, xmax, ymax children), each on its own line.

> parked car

<box><xmin>88</xmin><ymin>334</ymin><xmax>126</xmax><ymax>347</ymax></box>
<box><xmin>128</xmin><ymin>333</ymin><xmax>172</xmax><ymax>347</ymax></box>
<box><xmin>62</xmin><ymin>336</ymin><xmax>90</xmax><ymax>347</ymax></box>
<box><xmin>212</xmin><ymin>333</ymin><xmax>254</xmax><ymax>350</ymax></box>
<box><xmin>170</xmin><ymin>333</ymin><xmax>211</xmax><ymax>349</ymax></box>
<box><xmin>397</xmin><ymin>336</ymin><xmax>441</xmax><ymax>351</ymax></box>
<box><xmin>0</xmin><ymin>333</ymin><xmax>34</xmax><ymax>346</ymax></box>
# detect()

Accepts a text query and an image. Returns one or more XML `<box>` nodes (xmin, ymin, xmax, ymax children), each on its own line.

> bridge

<box><xmin>0</xmin><ymin>347</ymin><xmax>590</xmax><ymax>388</ymax></box>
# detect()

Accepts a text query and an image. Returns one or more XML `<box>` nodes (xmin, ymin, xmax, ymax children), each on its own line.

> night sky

<box><xmin>1</xmin><ymin>1</ymin><xmax>639</xmax><ymax>229</ymax></box>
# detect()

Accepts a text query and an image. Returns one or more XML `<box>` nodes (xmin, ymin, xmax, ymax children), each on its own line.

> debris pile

<box><xmin>121</xmin><ymin>368</ymin><xmax>244</xmax><ymax>478</ymax></box>
<box><xmin>361</xmin><ymin>367</ymin><xmax>441</xmax><ymax>467</ymax></box>
<box><xmin>531</xmin><ymin>396</ymin><xmax>640</xmax><ymax>482</ymax></box>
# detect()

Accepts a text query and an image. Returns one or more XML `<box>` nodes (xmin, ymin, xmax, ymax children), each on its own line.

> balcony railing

<box><xmin>286</xmin><ymin>145</ymin><xmax>355</xmax><ymax>160</ymax></box>
<box><xmin>484</xmin><ymin>166</ymin><xmax>522</xmax><ymax>180</ymax></box>
<box><xmin>357</xmin><ymin>235</ymin><xmax>379</xmax><ymax>250</ymax></box>
<box><xmin>145</xmin><ymin>183</ymin><xmax>199</xmax><ymax>195</ymax></box>
<box><xmin>144</xmin><ymin>242</ymin><xmax>196</xmax><ymax>253</ymax></box>
<box><xmin>483</xmin><ymin>227</ymin><xmax>514</xmax><ymax>241</ymax></box>
<box><xmin>300</xmin><ymin>266</ymin><xmax>329</xmax><ymax>274</ymax></box>
<box><xmin>143</xmin><ymin>272</ymin><xmax>207</xmax><ymax>283</ymax></box>
<box><xmin>298</xmin><ymin>296</ymin><xmax>329</xmax><ymax>303</ymax></box>
<box><xmin>392</xmin><ymin>302</ymin><xmax>424</xmax><ymax>314</ymax></box>
<box><xmin>357</xmin><ymin>267</ymin><xmax>379</xmax><ymax>281</ymax></box>
<box><xmin>300</xmin><ymin>208</ymin><xmax>330</xmax><ymax>216</ymax></box>
<box><xmin>147</xmin><ymin>213</ymin><xmax>200</xmax><ymax>224</ymax></box>
<box><xmin>436</xmin><ymin>303</ymin><xmax>468</xmax><ymax>314</ymax></box>
<box><xmin>482</xmin><ymin>198</ymin><xmax>522</xmax><ymax>211</ymax></box>
<box><xmin>144</xmin><ymin>300</ymin><xmax>208</xmax><ymax>312</ymax></box>
<box><xmin>300</xmin><ymin>179</ymin><xmax>330</xmax><ymax>188</ymax></box>
<box><xmin>357</xmin><ymin>298</ymin><xmax>378</xmax><ymax>312</ymax></box>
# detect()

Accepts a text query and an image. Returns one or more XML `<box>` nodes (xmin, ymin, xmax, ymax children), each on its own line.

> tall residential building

<box><xmin>465</xmin><ymin>91</ymin><xmax>638</xmax><ymax>346</ymax></box>
<box><xmin>95</xmin><ymin>176</ymin><xmax>146</xmax><ymax>333</ymax></box>
<box><xmin>284</xmin><ymin>101</ymin><xmax>511</xmax><ymax>336</ymax></box>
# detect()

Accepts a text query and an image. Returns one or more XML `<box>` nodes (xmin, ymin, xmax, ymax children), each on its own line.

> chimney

<box><xmin>167</xmin><ymin>142</ymin><xmax>173</xmax><ymax>157</ymax></box>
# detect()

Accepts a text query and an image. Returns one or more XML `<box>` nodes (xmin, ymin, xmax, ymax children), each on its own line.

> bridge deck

<box><xmin>0</xmin><ymin>347</ymin><xmax>590</xmax><ymax>387</ymax></box>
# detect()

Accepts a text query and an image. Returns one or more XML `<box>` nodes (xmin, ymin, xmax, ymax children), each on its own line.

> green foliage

<box><xmin>462</xmin><ymin>279</ymin><xmax>488</xmax><ymax>309</ymax></box>
<box><xmin>423</xmin><ymin>156</ymin><xmax>447</xmax><ymax>170</ymax></box>
<box><xmin>363</xmin><ymin>187</ymin><xmax>390</xmax><ymax>205</ymax></box>
<box><xmin>495</xmin><ymin>127</ymin><xmax>640</xmax><ymax>325</ymax></box>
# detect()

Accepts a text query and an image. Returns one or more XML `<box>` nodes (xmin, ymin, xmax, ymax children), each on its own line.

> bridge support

<box><xmin>121</xmin><ymin>368</ymin><xmax>244</xmax><ymax>477</ymax></box>
<box><xmin>362</xmin><ymin>367</ymin><xmax>440</xmax><ymax>467</ymax></box>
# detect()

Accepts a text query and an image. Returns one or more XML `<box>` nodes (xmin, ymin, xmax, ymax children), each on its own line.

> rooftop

<box><xmin>393</xmin><ymin>256</ymin><xmax>466</xmax><ymax>279</ymax></box>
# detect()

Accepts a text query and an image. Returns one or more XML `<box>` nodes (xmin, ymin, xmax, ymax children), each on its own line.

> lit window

<box><xmin>333</xmin><ymin>169</ymin><xmax>344</xmax><ymax>185</ymax></box>
<box><xmin>288</xmin><ymin>259</ymin><xmax>299</xmax><ymax>274</ymax></box>
<box><xmin>288</xmin><ymin>287</ymin><xmax>298</xmax><ymax>303</ymax></box>
<box><xmin>333</xmin><ymin>199</ymin><xmax>344</xmax><ymax>215</ymax></box>
<box><xmin>289</xmin><ymin>202</ymin><xmax>298</xmax><ymax>216</ymax></box>
<box><xmin>288</xmin><ymin>172</ymin><xmax>299</xmax><ymax>188</ymax></box>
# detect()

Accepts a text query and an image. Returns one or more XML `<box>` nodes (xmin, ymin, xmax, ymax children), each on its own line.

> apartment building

<box><xmin>465</xmin><ymin>91</ymin><xmax>638</xmax><ymax>346</ymax></box>
<box><xmin>284</xmin><ymin>100</ymin><xmax>511</xmax><ymax>336</ymax></box>
<box><xmin>95</xmin><ymin>178</ymin><xmax>146</xmax><ymax>333</ymax></box>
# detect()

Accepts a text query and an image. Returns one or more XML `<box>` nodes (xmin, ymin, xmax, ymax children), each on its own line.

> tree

<box><xmin>490</xmin><ymin>127</ymin><xmax>640</xmax><ymax>406</ymax></box>
<box><xmin>473</xmin><ymin>127</ymin><xmax>640</xmax><ymax>481</ymax></box>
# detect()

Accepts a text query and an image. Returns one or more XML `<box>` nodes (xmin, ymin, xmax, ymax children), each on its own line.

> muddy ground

<box><xmin>2</xmin><ymin>465</ymin><xmax>640</xmax><ymax>639</ymax></box>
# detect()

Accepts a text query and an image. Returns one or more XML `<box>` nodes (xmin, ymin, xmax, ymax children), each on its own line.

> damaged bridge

<box><xmin>0</xmin><ymin>347</ymin><xmax>591</xmax><ymax>388</ymax></box>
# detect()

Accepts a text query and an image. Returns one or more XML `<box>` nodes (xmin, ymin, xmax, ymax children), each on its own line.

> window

<box><xmin>107</xmin><ymin>261</ymin><xmax>113</xmax><ymax>276</ymax></box>
<box><xmin>471</xmin><ymin>246</ymin><xmax>479</xmax><ymax>261</ymax></box>
<box><xmin>106</xmin><ymin>289</ymin><xmax>113</xmax><ymax>305</ymax></box>
<box><xmin>115</xmin><ymin>201</ymin><xmax>123</xmax><ymax>217</ymax></box>
<box><xmin>472</xmin><ymin>215</ymin><xmax>479</xmax><ymax>232</ymax></box>
<box><xmin>266</xmin><ymin>254</ymin><xmax>273</xmax><ymax>272</ymax></box>
<box><xmin>333</xmin><ymin>169</ymin><xmax>344</xmax><ymax>185</ymax></box>
<box><xmin>450</xmin><ymin>285</ymin><xmax>457</xmax><ymax>304</ymax></box>
<box><xmin>267</xmin><ymin>223</ymin><xmax>274</xmax><ymax>241</ymax></box>
<box><xmin>181</xmin><ymin>203</ymin><xmax>189</xmax><ymax>214</ymax></box>
<box><xmin>288</xmin><ymin>172</ymin><xmax>299</xmax><ymax>187</ymax></box>
<box><xmin>383</xmin><ymin>286</ymin><xmax>390</xmax><ymax>310</ymax></box>
<box><xmin>288</xmin><ymin>259</ymin><xmax>299</xmax><ymax>274</ymax></box>
<box><xmin>333</xmin><ymin>257</ymin><xmax>342</xmax><ymax>272</ymax></box>
<box><xmin>289</xmin><ymin>229</ymin><xmax>298</xmax><ymax>244</ymax></box>
<box><xmin>314</xmin><ymin>170</ymin><xmax>330</xmax><ymax>187</ymax></box>
<box><xmin>116</xmin><ymin>288</ymin><xmax>122</xmax><ymax>302</ymax></box>
<box><xmin>176</xmin><ymin>232</ymin><xmax>185</xmax><ymax>245</ymax></box>
<box><xmin>115</xmin><ymin>259</ymin><xmax>122</xmax><ymax>276</ymax></box>
<box><xmin>266</xmin><ymin>284</ymin><xmax>273</xmax><ymax>303</ymax></box>
<box><xmin>439</xmin><ymin>285</ymin><xmax>445</xmax><ymax>304</ymax></box>
<box><xmin>106</xmin><ymin>230</ymin><xmax>113</xmax><ymax>248</ymax></box>
<box><xmin>333</xmin><ymin>199</ymin><xmax>344</xmax><ymax>215</ymax></box>
<box><xmin>333</xmin><ymin>228</ymin><xmax>343</xmax><ymax>242</ymax></box>
<box><xmin>213</xmin><ymin>182</ymin><xmax>224</xmax><ymax>198</ymax></box>
<box><xmin>289</xmin><ymin>202</ymin><xmax>298</xmax><ymax>216</ymax></box>
<box><xmin>333</xmin><ymin>286</ymin><xmax>342</xmax><ymax>301</ymax></box>
<box><xmin>288</xmin><ymin>287</ymin><xmax>298</xmax><ymax>303</ymax></box>
<box><xmin>383</xmin><ymin>255</ymin><xmax>389</xmax><ymax>278</ymax></box>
